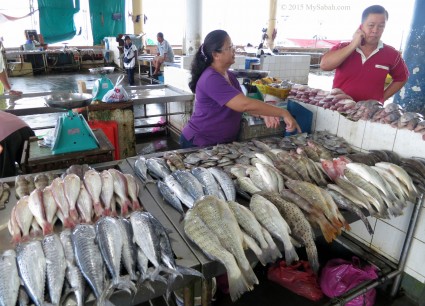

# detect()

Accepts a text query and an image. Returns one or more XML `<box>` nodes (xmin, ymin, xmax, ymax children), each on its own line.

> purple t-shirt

<box><xmin>182</xmin><ymin>67</ymin><xmax>242</xmax><ymax>147</ymax></box>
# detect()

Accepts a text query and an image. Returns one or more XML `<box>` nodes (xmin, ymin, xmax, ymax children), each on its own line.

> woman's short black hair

<box><xmin>362</xmin><ymin>5</ymin><xmax>388</xmax><ymax>23</ymax></box>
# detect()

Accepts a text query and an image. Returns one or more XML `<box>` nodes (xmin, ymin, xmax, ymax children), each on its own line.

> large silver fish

<box><xmin>42</xmin><ymin>234</ymin><xmax>66</xmax><ymax>306</ymax></box>
<box><xmin>16</xmin><ymin>241</ymin><xmax>47</xmax><ymax>306</ymax></box>
<box><xmin>0</xmin><ymin>250</ymin><xmax>20</xmax><ymax>306</ymax></box>
<box><xmin>117</xmin><ymin>218</ymin><xmax>138</xmax><ymax>282</ymax></box>
<box><xmin>207</xmin><ymin>167</ymin><xmax>236</xmax><ymax>201</ymax></box>
<box><xmin>146</xmin><ymin>158</ymin><xmax>171</xmax><ymax>180</ymax></box>
<box><xmin>60</xmin><ymin>229</ymin><xmax>85</xmax><ymax>306</ymax></box>
<box><xmin>157</xmin><ymin>181</ymin><xmax>185</xmax><ymax>215</ymax></box>
<box><xmin>164</xmin><ymin>174</ymin><xmax>194</xmax><ymax>209</ymax></box>
<box><xmin>191</xmin><ymin>167</ymin><xmax>220</xmax><ymax>196</ymax></box>
<box><xmin>193</xmin><ymin>196</ymin><xmax>258</xmax><ymax>287</ymax></box>
<box><xmin>96</xmin><ymin>217</ymin><xmax>137</xmax><ymax>294</ymax></box>
<box><xmin>71</xmin><ymin>224</ymin><xmax>108</xmax><ymax>303</ymax></box>
<box><xmin>184</xmin><ymin>208</ymin><xmax>251</xmax><ymax>302</ymax></box>
<box><xmin>172</xmin><ymin>170</ymin><xmax>205</xmax><ymax>201</ymax></box>
<box><xmin>250</xmin><ymin>194</ymin><xmax>298</xmax><ymax>265</ymax></box>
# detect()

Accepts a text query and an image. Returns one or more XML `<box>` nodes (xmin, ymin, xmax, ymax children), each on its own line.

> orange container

<box><xmin>88</xmin><ymin>120</ymin><xmax>120</xmax><ymax>160</ymax></box>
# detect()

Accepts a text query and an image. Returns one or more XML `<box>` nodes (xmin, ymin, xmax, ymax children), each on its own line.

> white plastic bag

<box><xmin>102</xmin><ymin>75</ymin><xmax>129</xmax><ymax>103</ymax></box>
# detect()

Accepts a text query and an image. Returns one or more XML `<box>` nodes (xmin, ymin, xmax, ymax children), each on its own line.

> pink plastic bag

<box><xmin>320</xmin><ymin>257</ymin><xmax>378</xmax><ymax>306</ymax></box>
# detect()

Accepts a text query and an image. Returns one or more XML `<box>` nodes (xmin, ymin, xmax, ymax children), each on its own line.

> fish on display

<box><xmin>71</xmin><ymin>224</ymin><xmax>108</xmax><ymax>303</ymax></box>
<box><xmin>42</xmin><ymin>186</ymin><xmax>58</xmax><ymax>230</ymax></box>
<box><xmin>108</xmin><ymin>169</ymin><xmax>132</xmax><ymax>216</ymax></box>
<box><xmin>184</xmin><ymin>208</ymin><xmax>252</xmax><ymax>302</ymax></box>
<box><xmin>192</xmin><ymin>196</ymin><xmax>258</xmax><ymax>287</ymax></box>
<box><xmin>42</xmin><ymin>234</ymin><xmax>66</xmax><ymax>306</ymax></box>
<box><xmin>157</xmin><ymin>180</ymin><xmax>185</xmax><ymax>215</ymax></box>
<box><xmin>76</xmin><ymin>184</ymin><xmax>93</xmax><ymax>224</ymax></box>
<box><xmin>191</xmin><ymin>167</ymin><xmax>220</xmax><ymax>196</ymax></box>
<box><xmin>172</xmin><ymin>170</ymin><xmax>205</xmax><ymax>201</ymax></box>
<box><xmin>117</xmin><ymin>218</ymin><xmax>138</xmax><ymax>282</ymax></box>
<box><xmin>15</xmin><ymin>175</ymin><xmax>30</xmax><ymax>200</ymax></box>
<box><xmin>124</xmin><ymin>174</ymin><xmax>142</xmax><ymax>211</ymax></box>
<box><xmin>164</xmin><ymin>174</ymin><xmax>194</xmax><ymax>209</ymax></box>
<box><xmin>134</xmin><ymin>156</ymin><xmax>154</xmax><ymax>184</ymax></box>
<box><xmin>34</xmin><ymin>173</ymin><xmax>49</xmax><ymax>191</ymax></box>
<box><xmin>0</xmin><ymin>250</ymin><xmax>20</xmax><ymax>306</ymax></box>
<box><xmin>250</xmin><ymin>194</ymin><xmax>298</xmax><ymax>265</ymax></box>
<box><xmin>100</xmin><ymin>170</ymin><xmax>115</xmax><ymax>217</ymax></box>
<box><xmin>84</xmin><ymin>170</ymin><xmax>104</xmax><ymax>217</ymax></box>
<box><xmin>51</xmin><ymin>177</ymin><xmax>75</xmax><ymax>229</ymax></box>
<box><xmin>207</xmin><ymin>167</ymin><xmax>236</xmax><ymax>201</ymax></box>
<box><xmin>0</xmin><ymin>182</ymin><xmax>10</xmax><ymax>209</ymax></box>
<box><xmin>16</xmin><ymin>240</ymin><xmax>47</xmax><ymax>306</ymax></box>
<box><xmin>64</xmin><ymin>174</ymin><xmax>81</xmax><ymax>222</ymax></box>
<box><xmin>28</xmin><ymin>188</ymin><xmax>53</xmax><ymax>236</ymax></box>
<box><xmin>95</xmin><ymin>217</ymin><xmax>137</xmax><ymax>294</ymax></box>
<box><xmin>146</xmin><ymin>158</ymin><xmax>171</xmax><ymax>180</ymax></box>
<box><xmin>163</xmin><ymin>152</ymin><xmax>186</xmax><ymax>170</ymax></box>
<box><xmin>60</xmin><ymin>229</ymin><xmax>86</xmax><ymax>306</ymax></box>
<box><xmin>14</xmin><ymin>196</ymin><xmax>33</xmax><ymax>242</ymax></box>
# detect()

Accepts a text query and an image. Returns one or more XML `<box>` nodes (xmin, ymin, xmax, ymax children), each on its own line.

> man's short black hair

<box><xmin>157</xmin><ymin>32</ymin><xmax>164</xmax><ymax>39</ymax></box>
<box><xmin>362</xmin><ymin>5</ymin><xmax>388</xmax><ymax>23</ymax></box>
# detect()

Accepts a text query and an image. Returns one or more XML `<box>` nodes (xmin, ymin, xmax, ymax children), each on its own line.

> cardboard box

<box><xmin>8</xmin><ymin>61</ymin><xmax>33</xmax><ymax>76</ymax></box>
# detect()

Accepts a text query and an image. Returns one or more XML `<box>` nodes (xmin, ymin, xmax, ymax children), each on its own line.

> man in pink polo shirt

<box><xmin>320</xmin><ymin>5</ymin><xmax>408</xmax><ymax>103</ymax></box>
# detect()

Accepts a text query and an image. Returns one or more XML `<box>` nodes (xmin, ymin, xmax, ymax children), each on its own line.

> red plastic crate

<box><xmin>88</xmin><ymin>120</ymin><xmax>120</xmax><ymax>160</ymax></box>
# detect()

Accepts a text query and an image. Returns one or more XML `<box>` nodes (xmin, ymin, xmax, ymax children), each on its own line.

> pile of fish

<box><xmin>0</xmin><ymin>182</ymin><xmax>10</xmax><ymax>209</ymax></box>
<box><xmin>0</xmin><ymin>213</ymin><xmax>203</xmax><ymax>306</ymax></box>
<box><xmin>184</xmin><ymin>194</ymin><xmax>319</xmax><ymax>301</ymax></box>
<box><xmin>287</xmin><ymin>84</ymin><xmax>425</xmax><ymax>138</ymax></box>
<box><xmin>8</xmin><ymin>166</ymin><xmax>142</xmax><ymax>243</ymax></box>
<box><xmin>135</xmin><ymin>155</ymin><xmax>235</xmax><ymax>215</ymax></box>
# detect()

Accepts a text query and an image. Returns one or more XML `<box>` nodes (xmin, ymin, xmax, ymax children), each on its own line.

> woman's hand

<box><xmin>283</xmin><ymin>112</ymin><xmax>301</xmax><ymax>133</ymax></box>
<box><xmin>262</xmin><ymin>116</ymin><xmax>280</xmax><ymax>128</ymax></box>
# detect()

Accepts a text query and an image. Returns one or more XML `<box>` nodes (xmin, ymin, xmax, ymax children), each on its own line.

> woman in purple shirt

<box><xmin>181</xmin><ymin>30</ymin><xmax>300</xmax><ymax>148</ymax></box>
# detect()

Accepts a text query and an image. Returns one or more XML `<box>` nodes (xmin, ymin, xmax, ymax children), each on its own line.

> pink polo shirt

<box><xmin>332</xmin><ymin>42</ymin><xmax>409</xmax><ymax>102</ymax></box>
<box><xmin>0</xmin><ymin>111</ymin><xmax>29</xmax><ymax>141</ymax></box>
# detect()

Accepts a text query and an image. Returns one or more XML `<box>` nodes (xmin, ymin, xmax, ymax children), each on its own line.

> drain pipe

<box><xmin>390</xmin><ymin>193</ymin><xmax>424</xmax><ymax>297</ymax></box>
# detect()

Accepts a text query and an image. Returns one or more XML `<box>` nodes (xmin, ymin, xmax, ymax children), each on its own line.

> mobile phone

<box><xmin>359</xmin><ymin>25</ymin><xmax>366</xmax><ymax>46</ymax></box>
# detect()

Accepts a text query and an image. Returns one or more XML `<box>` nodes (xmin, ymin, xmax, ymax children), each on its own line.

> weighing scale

<box><xmin>89</xmin><ymin>67</ymin><xmax>115</xmax><ymax>101</ymax></box>
<box><xmin>44</xmin><ymin>93</ymin><xmax>99</xmax><ymax>155</ymax></box>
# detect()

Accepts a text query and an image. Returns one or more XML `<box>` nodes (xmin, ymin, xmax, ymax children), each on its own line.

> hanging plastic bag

<box><xmin>320</xmin><ymin>257</ymin><xmax>378</xmax><ymax>306</ymax></box>
<box><xmin>102</xmin><ymin>75</ymin><xmax>129</xmax><ymax>103</ymax></box>
<box><xmin>267</xmin><ymin>260</ymin><xmax>324</xmax><ymax>301</ymax></box>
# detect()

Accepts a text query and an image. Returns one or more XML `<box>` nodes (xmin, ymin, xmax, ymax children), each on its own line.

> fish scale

<box><xmin>157</xmin><ymin>180</ymin><xmax>185</xmax><ymax>214</ymax></box>
<box><xmin>0</xmin><ymin>250</ymin><xmax>20</xmax><ymax>306</ymax></box>
<box><xmin>172</xmin><ymin>170</ymin><xmax>205</xmax><ymax>201</ymax></box>
<box><xmin>16</xmin><ymin>241</ymin><xmax>46</xmax><ymax>306</ymax></box>
<box><xmin>191</xmin><ymin>167</ymin><xmax>220</xmax><ymax>196</ymax></box>
<box><xmin>207</xmin><ymin>167</ymin><xmax>236</xmax><ymax>201</ymax></box>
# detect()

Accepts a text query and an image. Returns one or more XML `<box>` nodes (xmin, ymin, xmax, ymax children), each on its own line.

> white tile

<box><xmin>315</xmin><ymin>108</ymin><xmax>340</xmax><ymax>134</ymax></box>
<box><xmin>371</xmin><ymin>220</ymin><xmax>406</xmax><ymax>262</ymax></box>
<box><xmin>337</xmin><ymin>117</ymin><xmax>366</xmax><ymax>148</ymax></box>
<box><xmin>345</xmin><ymin>230</ymin><xmax>371</xmax><ymax>246</ymax></box>
<box><xmin>405</xmin><ymin>238</ymin><xmax>425</xmax><ymax>281</ymax></box>
<box><xmin>393</xmin><ymin>128</ymin><xmax>425</xmax><ymax>158</ymax></box>
<box><xmin>347</xmin><ymin>217</ymin><xmax>376</xmax><ymax>245</ymax></box>
<box><xmin>381</xmin><ymin>201</ymin><xmax>414</xmax><ymax>232</ymax></box>
<box><xmin>404</xmin><ymin>266</ymin><xmax>425</xmax><ymax>283</ymax></box>
<box><xmin>413</xmin><ymin>208</ymin><xmax>425</xmax><ymax>243</ymax></box>
<box><xmin>362</xmin><ymin>121</ymin><xmax>397</xmax><ymax>151</ymax></box>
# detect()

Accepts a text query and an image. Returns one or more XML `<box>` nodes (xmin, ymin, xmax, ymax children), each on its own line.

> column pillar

<box><xmin>183</xmin><ymin>0</ymin><xmax>202</xmax><ymax>55</ymax></box>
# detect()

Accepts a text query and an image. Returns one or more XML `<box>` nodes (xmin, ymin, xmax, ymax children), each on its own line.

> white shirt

<box><xmin>123</xmin><ymin>44</ymin><xmax>138</xmax><ymax>69</ymax></box>
<box><xmin>157</xmin><ymin>40</ymin><xmax>174</xmax><ymax>62</ymax></box>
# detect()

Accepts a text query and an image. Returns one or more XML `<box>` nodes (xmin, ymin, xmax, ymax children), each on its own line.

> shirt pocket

<box><xmin>375</xmin><ymin>64</ymin><xmax>389</xmax><ymax>71</ymax></box>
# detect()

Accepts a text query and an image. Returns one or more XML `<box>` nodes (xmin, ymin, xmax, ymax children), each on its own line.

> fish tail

<box><xmin>112</xmin><ymin>276</ymin><xmax>137</xmax><ymax>296</ymax></box>
<box><xmin>137</xmin><ymin>279</ymin><xmax>154</xmax><ymax>293</ymax></box>
<box><xmin>63</xmin><ymin>217</ymin><xmax>75</xmax><ymax>229</ymax></box>
<box><xmin>132</xmin><ymin>200</ymin><xmax>141</xmax><ymax>211</ymax></box>
<box><xmin>70</xmin><ymin>209</ymin><xmax>79</xmax><ymax>222</ymax></box>
<box><xmin>93</xmin><ymin>202</ymin><xmax>104</xmax><ymax>217</ymax></box>
<box><xmin>305</xmin><ymin>243</ymin><xmax>320</xmax><ymax>274</ymax></box>
<box><xmin>318</xmin><ymin>221</ymin><xmax>337</xmax><ymax>243</ymax></box>
<box><xmin>226</xmin><ymin>263</ymin><xmax>252</xmax><ymax>302</ymax></box>
<box><xmin>103</xmin><ymin>208</ymin><xmax>111</xmax><ymax>217</ymax></box>
<box><xmin>284</xmin><ymin>246</ymin><xmax>299</xmax><ymax>265</ymax></box>
<box><xmin>269</xmin><ymin>243</ymin><xmax>283</xmax><ymax>262</ymax></box>
<box><xmin>121</xmin><ymin>201</ymin><xmax>131</xmax><ymax>217</ymax></box>
<box><xmin>97</xmin><ymin>283</ymin><xmax>114</xmax><ymax>306</ymax></box>
<box><xmin>176</xmin><ymin>265</ymin><xmax>204</xmax><ymax>279</ymax></box>
<box><xmin>240</xmin><ymin>263</ymin><xmax>259</xmax><ymax>287</ymax></box>
<box><xmin>42</xmin><ymin>221</ymin><xmax>54</xmax><ymax>235</ymax></box>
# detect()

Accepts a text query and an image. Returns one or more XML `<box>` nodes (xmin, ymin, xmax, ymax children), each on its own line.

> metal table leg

<box><xmin>201</xmin><ymin>278</ymin><xmax>213</xmax><ymax>306</ymax></box>
<box><xmin>183</xmin><ymin>283</ymin><xmax>195</xmax><ymax>306</ymax></box>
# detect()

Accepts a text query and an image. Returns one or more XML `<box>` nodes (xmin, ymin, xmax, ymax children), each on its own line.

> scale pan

<box><xmin>45</xmin><ymin>93</ymin><xmax>93</xmax><ymax>109</ymax></box>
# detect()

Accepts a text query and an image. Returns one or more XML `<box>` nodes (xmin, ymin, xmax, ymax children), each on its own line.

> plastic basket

<box><xmin>255</xmin><ymin>84</ymin><xmax>290</xmax><ymax>99</ymax></box>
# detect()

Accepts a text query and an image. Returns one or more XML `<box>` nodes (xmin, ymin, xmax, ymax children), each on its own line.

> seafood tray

<box><xmin>255</xmin><ymin>84</ymin><xmax>291</xmax><ymax>99</ymax></box>
<box><xmin>239</xmin><ymin>118</ymin><xmax>285</xmax><ymax>141</ymax></box>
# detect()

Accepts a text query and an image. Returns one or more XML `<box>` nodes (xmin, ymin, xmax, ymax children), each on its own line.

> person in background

<box><xmin>0</xmin><ymin>52</ymin><xmax>34</xmax><ymax>177</ymax></box>
<box><xmin>152</xmin><ymin>32</ymin><xmax>174</xmax><ymax>76</ymax></box>
<box><xmin>123</xmin><ymin>35</ymin><xmax>138</xmax><ymax>86</ymax></box>
<box><xmin>25</xmin><ymin>34</ymin><xmax>40</xmax><ymax>46</ymax></box>
<box><xmin>180</xmin><ymin>29</ymin><xmax>300</xmax><ymax>148</ymax></box>
<box><xmin>320</xmin><ymin>5</ymin><xmax>408</xmax><ymax>103</ymax></box>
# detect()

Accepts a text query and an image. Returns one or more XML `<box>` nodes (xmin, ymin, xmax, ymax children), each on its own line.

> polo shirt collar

<box><xmin>356</xmin><ymin>40</ymin><xmax>384</xmax><ymax>64</ymax></box>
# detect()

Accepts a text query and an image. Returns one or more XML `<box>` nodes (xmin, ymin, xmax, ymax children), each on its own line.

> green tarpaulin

<box><xmin>38</xmin><ymin>0</ymin><xmax>80</xmax><ymax>44</ymax></box>
<box><xmin>89</xmin><ymin>0</ymin><xmax>125</xmax><ymax>45</ymax></box>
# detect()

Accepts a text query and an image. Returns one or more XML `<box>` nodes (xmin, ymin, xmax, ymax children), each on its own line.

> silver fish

<box><xmin>164</xmin><ymin>174</ymin><xmax>194</xmax><ymax>209</ymax></box>
<box><xmin>146</xmin><ymin>158</ymin><xmax>171</xmax><ymax>180</ymax></box>
<box><xmin>134</xmin><ymin>156</ymin><xmax>152</xmax><ymax>182</ymax></box>
<box><xmin>0</xmin><ymin>250</ymin><xmax>20</xmax><ymax>306</ymax></box>
<box><xmin>117</xmin><ymin>218</ymin><xmax>138</xmax><ymax>281</ymax></box>
<box><xmin>124</xmin><ymin>174</ymin><xmax>142</xmax><ymax>211</ymax></box>
<box><xmin>191</xmin><ymin>167</ymin><xmax>220</xmax><ymax>196</ymax></box>
<box><xmin>51</xmin><ymin>177</ymin><xmax>74</xmax><ymax>229</ymax></box>
<box><xmin>207</xmin><ymin>167</ymin><xmax>236</xmax><ymax>201</ymax></box>
<box><xmin>42</xmin><ymin>234</ymin><xmax>66</xmax><ymax>306</ymax></box>
<box><xmin>16</xmin><ymin>241</ymin><xmax>46</xmax><ymax>306</ymax></box>
<box><xmin>100</xmin><ymin>170</ymin><xmax>115</xmax><ymax>217</ymax></box>
<box><xmin>34</xmin><ymin>173</ymin><xmax>49</xmax><ymax>190</ymax></box>
<box><xmin>172</xmin><ymin>170</ymin><xmax>205</xmax><ymax>201</ymax></box>
<box><xmin>71</xmin><ymin>224</ymin><xmax>107</xmax><ymax>302</ymax></box>
<box><xmin>59</xmin><ymin>229</ymin><xmax>85</xmax><ymax>306</ymax></box>
<box><xmin>157</xmin><ymin>180</ymin><xmax>185</xmax><ymax>215</ymax></box>
<box><xmin>28</xmin><ymin>188</ymin><xmax>52</xmax><ymax>236</ymax></box>
<box><xmin>42</xmin><ymin>186</ymin><xmax>58</xmax><ymax>227</ymax></box>
<box><xmin>76</xmin><ymin>184</ymin><xmax>93</xmax><ymax>224</ymax></box>
<box><xmin>242</xmin><ymin>231</ymin><xmax>267</xmax><ymax>266</ymax></box>
<box><xmin>96</xmin><ymin>217</ymin><xmax>137</xmax><ymax>294</ymax></box>
<box><xmin>184</xmin><ymin>208</ymin><xmax>251</xmax><ymax>302</ymax></box>
<box><xmin>250</xmin><ymin>194</ymin><xmax>298</xmax><ymax>265</ymax></box>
